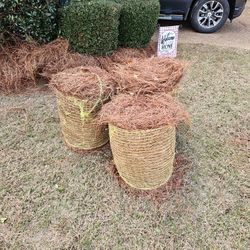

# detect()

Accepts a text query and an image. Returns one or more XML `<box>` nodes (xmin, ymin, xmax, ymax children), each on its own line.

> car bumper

<box><xmin>233</xmin><ymin>0</ymin><xmax>247</xmax><ymax>18</ymax></box>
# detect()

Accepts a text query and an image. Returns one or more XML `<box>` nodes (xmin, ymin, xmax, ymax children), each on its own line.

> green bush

<box><xmin>0</xmin><ymin>0</ymin><xmax>59</xmax><ymax>43</ymax></box>
<box><xmin>60</xmin><ymin>0</ymin><xmax>121</xmax><ymax>55</ymax></box>
<box><xmin>117</xmin><ymin>0</ymin><xmax>160</xmax><ymax>48</ymax></box>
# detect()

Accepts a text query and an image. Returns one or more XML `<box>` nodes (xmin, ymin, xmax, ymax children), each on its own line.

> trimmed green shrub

<box><xmin>60</xmin><ymin>0</ymin><xmax>121</xmax><ymax>55</ymax></box>
<box><xmin>0</xmin><ymin>0</ymin><xmax>59</xmax><ymax>43</ymax></box>
<box><xmin>117</xmin><ymin>0</ymin><xmax>160</xmax><ymax>48</ymax></box>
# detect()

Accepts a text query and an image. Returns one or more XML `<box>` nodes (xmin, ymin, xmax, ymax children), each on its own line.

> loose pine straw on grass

<box><xmin>0</xmin><ymin>39</ymin><xmax>69</xmax><ymax>92</ymax></box>
<box><xmin>0</xmin><ymin>42</ymin><xmax>37</xmax><ymax>92</ymax></box>
<box><xmin>110</xmin><ymin>42</ymin><xmax>156</xmax><ymax>64</ymax></box>
<box><xmin>93</xmin><ymin>42</ymin><xmax>157</xmax><ymax>72</ymax></box>
<box><xmin>0</xmin><ymin>39</ymin><xmax>158</xmax><ymax>93</ymax></box>
<box><xmin>111</xmin><ymin>57</ymin><xmax>185</xmax><ymax>95</ymax></box>
<box><xmin>1</xmin><ymin>39</ymin><xmax>182</xmax><ymax>96</ymax></box>
<box><xmin>0</xmin><ymin>39</ymin><xmax>100</xmax><ymax>93</ymax></box>
<box><xmin>100</xmin><ymin>94</ymin><xmax>190</xmax><ymax>130</ymax></box>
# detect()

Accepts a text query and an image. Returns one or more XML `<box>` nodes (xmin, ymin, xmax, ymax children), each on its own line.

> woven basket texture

<box><xmin>56</xmin><ymin>90</ymin><xmax>109</xmax><ymax>151</ymax></box>
<box><xmin>109</xmin><ymin>124</ymin><xmax>176</xmax><ymax>190</ymax></box>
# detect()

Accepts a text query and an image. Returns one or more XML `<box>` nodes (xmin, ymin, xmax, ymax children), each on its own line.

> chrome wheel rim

<box><xmin>197</xmin><ymin>1</ymin><xmax>224</xmax><ymax>29</ymax></box>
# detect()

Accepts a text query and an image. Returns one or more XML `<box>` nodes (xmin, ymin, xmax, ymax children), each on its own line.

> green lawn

<box><xmin>0</xmin><ymin>44</ymin><xmax>249</xmax><ymax>249</ymax></box>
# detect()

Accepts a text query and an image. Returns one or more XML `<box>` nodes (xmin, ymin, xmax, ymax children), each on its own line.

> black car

<box><xmin>159</xmin><ymin>0</ymin><xmax>247</xmax><ymax>33</ymax></box>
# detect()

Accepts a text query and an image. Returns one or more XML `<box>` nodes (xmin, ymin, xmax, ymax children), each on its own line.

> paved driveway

<box><xmin>160</xmin><ymin>1</ymin><xmax>250</xmax><ymax>50</ymax></box>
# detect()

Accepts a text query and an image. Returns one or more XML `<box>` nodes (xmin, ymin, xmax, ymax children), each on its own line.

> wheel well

<box><xmin>185</xmin><ymin>0</ymin><xmax>202</xmax><ymax>19</ymax></box>
<box><xmin>186</xmin><ymin>0</ymin><xmax>235</xmax><ymax>20</ymax></box>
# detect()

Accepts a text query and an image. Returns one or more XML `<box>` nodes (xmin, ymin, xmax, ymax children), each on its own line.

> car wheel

<box><xmin>190</xmin><ymin>0</ymin><xmax>230</xmax><ymax>33</ymax></box>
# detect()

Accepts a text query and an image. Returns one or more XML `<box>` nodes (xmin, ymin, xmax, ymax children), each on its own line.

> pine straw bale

<box><xmin>111</xmin><ymin>57</ymin><xmax>184</xmax><ymax>95</ymax></box>
<box><xmin>100</xmin><ymin>94</ymin><xmax>190</xmax><ymax>130</ymax></box>
<box><xmin>50</xmin><ymin>66</ymin><xmax>115</xmax><ymax>102</ymax></box>
<box><xmin>106</xmin><ymin>153</ymin><xmax>191</xmax><ymax>203</ymax></box>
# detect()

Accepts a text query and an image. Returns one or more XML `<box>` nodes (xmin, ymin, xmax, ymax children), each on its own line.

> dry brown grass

<box><xmin>0</xmin><ymin>44</ymin><xmax>249</xmax><ymax>249</ymax></box>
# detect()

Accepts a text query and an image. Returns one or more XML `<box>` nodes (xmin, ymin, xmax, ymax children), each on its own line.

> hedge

<box><xmin>117</xmin><ymin>0</ymin><xmax>160</xmax><ymax>48</ymax></box>
<box><xmin>60</xmin><ymin>0</ymin><xmax>121</xmax><ymax>55</ymax></box>
<box><xmin>0</xmin><ymin>0</ymin><xmax>59</xmax><ymax>43</ymax></box>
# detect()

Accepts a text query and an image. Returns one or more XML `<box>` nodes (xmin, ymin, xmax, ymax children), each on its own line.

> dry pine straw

<box><xmin>0</xmin><ymin>39</ymin><xmax>157</xmax><ymax>93</ymax></box>
<box><xmin>91</xmin><ymin>43</ymin><xmax>157</xmax><ymax>72</ymax></box>
<box><xmin>50</xmin><ymin>66</ymin><xmax>115</xmax><ymax>101</ymax></box>
<box><xmin>0</xmin><ymin>39</ymin><xmax>100</xmax><ymax>93</ymax></box>
<box><xmin>100</xmin><ymin>94</ymin><xmax>190</xmax><ymax>130</ymax></box>
<box><xmin>0</xmin><ymin>39</ymin><xmax>71</xmax><ymax>93</ymax></box>
<box><xmin>111</xmin><ymin>56</ymin><xmax>184</xmax><ymax>95</ymax></box>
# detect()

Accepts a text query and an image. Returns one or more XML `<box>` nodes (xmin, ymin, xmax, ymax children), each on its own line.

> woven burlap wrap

<box><xmin>56</xmin><ymin>90</ymin><xmax>109</xmax><ymax>151</ymax></box>
<box><xmin>109</xmin><ymin>124</ymin><xmax>176</xmax><ymax>190</ymax></box>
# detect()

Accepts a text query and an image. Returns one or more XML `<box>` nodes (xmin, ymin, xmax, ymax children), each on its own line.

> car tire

<box><xmin>190</xmin><ymin>0</ymin><xmax>230</xmax><ymax>33</ymax></box>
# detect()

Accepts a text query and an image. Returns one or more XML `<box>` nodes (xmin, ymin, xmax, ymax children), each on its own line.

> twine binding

<box><xmin>56</xmin><ymin>90</ymin><xmax>109</xmax><ymax>151</ymax></box>
<box><xmin>109</xmin><ymin>124</ymin><xmax>176</xmax><ymax>190</ymax></box>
